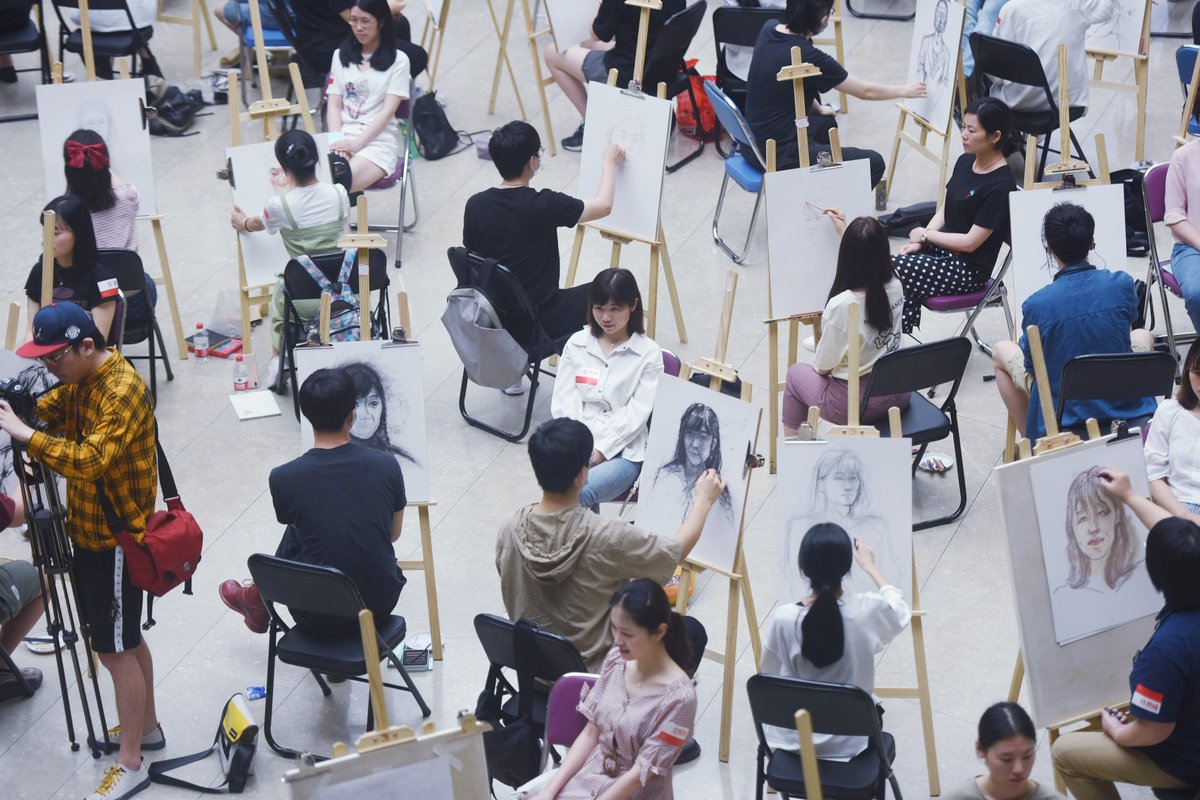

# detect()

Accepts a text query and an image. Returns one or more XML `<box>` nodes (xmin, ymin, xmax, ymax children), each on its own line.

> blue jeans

<box><xmin>1171</xmin><ymin>241</ymin><xmax>1200</xmax><ymax>332</ymax></box>
<box><xmin>223</xmin><ymin>0</ymin><xmax>279</xmax><ymax>30</ymax></box>
<box><xmin>962</xmin><ymin>0</ymin><xmax>1010</xmax><ymax>76</ymax></box>
<box><xmin>579</xmin><ymin>457</ymin><xmax>642</xmax><ymax>511</ymax></box>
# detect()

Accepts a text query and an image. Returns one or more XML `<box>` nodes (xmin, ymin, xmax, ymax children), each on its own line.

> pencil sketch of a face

<box><xmin>1088</xmin><ymin>1</ymin><xmax>1136</xmax><ymax>53</ymax></box>
<box><xmin>608</xmin><ymin>116</ymin><xmax>643</xmax><ymax>165</ymax></box>
<box><xmin>342</xmin><ymin>361</ymin><xmax>417</xmax><ymax>466</ymax></box>
<box><xmin>652</xmin><ymin>402</ymin><xmax>734</xmax><ymax>522</ymax></box>
<box><xmin>76</xmin><ymin>101</ymin><xmax>113</xmax><ymax>142</ymax></box>
<box><xmin>1061</xmin><ymin>467</ymin><xmax>1139</xmax><ymax>593</ymax></box>
<box><xmin>268</xmin><ymin>165</ymin><xmax>293</xmax><ymax>192</ymax></box>
<box><xmin>917</xmin><ymin>0</ymin><xmax>951</xmax><ymax>85</ymax></box>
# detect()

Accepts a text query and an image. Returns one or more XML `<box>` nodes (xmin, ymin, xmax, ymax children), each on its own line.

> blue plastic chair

<box><xmin>1176</xmin><ymin>46</ymin><xmax>1200</xmax><ymax>138</ymax></box>
<box><xmin>240</xmin><ymin>2</ymin><xmax>293</xmax><ymax>104</ymax></box>
<box><xmin>704</xmin><ymin>80</ymin><xmax>766</xmax><ymax>264</ymax></box>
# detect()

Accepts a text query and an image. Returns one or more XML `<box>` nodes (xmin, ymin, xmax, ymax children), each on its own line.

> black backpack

<box><xmin>878</xmin><ymin>201</ymin><xmax>938</xmax><ymax>238</ymax></box>
<box><xmin>413</xmin><ymin>92</ymin><xmax>461</xmax><ymax>160</ymax></box>
<box><xmin>478</xmin><ymin>619</ymin><xmax>543</xmax><ymax>790</ymax></box>
<box><xmin>148</xmin><ymin>85</ymin><xmax>201</xmax><ymax>137</ymax></box>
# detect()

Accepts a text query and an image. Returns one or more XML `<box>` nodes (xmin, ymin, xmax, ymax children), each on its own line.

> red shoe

<box><xmin>219</xmin><ymin>580</ymin><xmax>270</xmax><ymax>634</ymax></box>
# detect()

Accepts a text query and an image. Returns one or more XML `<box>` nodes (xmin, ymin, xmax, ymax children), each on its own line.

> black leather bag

<box><xmin>413</xmin><ymin>92</ymin><xmax>461</xmax><ymax>160</ymax></box>
<box><xmin>481</xmin><ymin>619</ymin><xmax>543</xmax><ymax>789</ymax></box>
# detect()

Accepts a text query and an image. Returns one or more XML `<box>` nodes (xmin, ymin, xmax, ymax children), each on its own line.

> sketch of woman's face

<box><xmin>933</xmin><ymin>0</ymin><xmax>947</xmax><ymax>33</ymax></box>
<box><xmin>77</xmin><ymin>104</ymin><xmax>111</xmax><ymax>141</ymax></box>
<box><xmin>351</xmin><ymin>389</ymin><xmax>383</xmax><ymax>439</ymax></box>
<box><xmin>684</xmin><ymin>428</ymin><xmax>714</xmax><ymax>468</ymax></box>
<box><xmin>821</xmin><ymin>466</ymin><xmax>862</xmax><ymax>510</ymax></box>
<box><xmin>1072</xmin><ymin>497</ymin><xmax>1117</xmax><ymax>561</ymax></box>
<box><xmin>608</xmin><ymin>118</ymin><xmax>642</xmax><ymax>164</ymax></box>
<box><xmin>269</xmin><ymin>165</ymin><xmax>293</xmax><ymax>191</ymax></box>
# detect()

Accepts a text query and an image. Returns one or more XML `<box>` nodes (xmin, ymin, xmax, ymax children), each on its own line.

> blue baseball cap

<box><xmin>16</xmin><ymin>303</ymin><xmax>100</xmax><ymax>359</ymax></box>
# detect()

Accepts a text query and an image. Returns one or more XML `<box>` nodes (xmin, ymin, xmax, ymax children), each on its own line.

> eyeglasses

<box><xmin>535</xmin><ymin>146</ymin><xmax>545</xmax><ymax>159</ymax></box>
<box><xmin>348</xmin><ymin>15</ymin><xmax>377</xmax><ymax>28</ymax></box>
<box><xmin>38</xmin><ymin>346</ymin><xmax>70</xmax><ymax>365</ymax></box>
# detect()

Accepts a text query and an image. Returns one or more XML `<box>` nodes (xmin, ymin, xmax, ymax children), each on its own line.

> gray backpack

<box><xmin>440</xmin><ymin>258</ymin><xmax>528</xmax><ymax>389</ymax></box>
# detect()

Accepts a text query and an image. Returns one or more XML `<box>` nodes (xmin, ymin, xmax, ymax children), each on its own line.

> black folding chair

<box><xmin>747</xmin><ymin>674</ymin><xmax>902</xmax><ymax>800</ymax></box>
<box><xmin>711</xmin><ymin>6</ymin><xmax>777</xmax><ymax>118</ymax></box>
<box><xmin>278</xmin><ymin>248</ymin><xmax>389</xmax><ymax>417</ymax></box>
<box><xmin>247</xmin><ymin>554</ymin><xmax>431</xmax><ymax>760</ymax></box>
<box><xmin>100</xmin><ymin>248</ymin><xmax>173</xmax><ymax>402</ymax></box>
<box><xmin>861</xmin><ymin>337</ymin><xmax>973</xmax><ymax>530</ymax></box>
<box><xmin>969</xmin><ymin>32</ymin><xmax>1091</xmax><ymax>182</ymax></box>
<box><xmin>1054</xmin><ymin>352</ymin><xmax>1177</xmax><ymax>434</ymax></box>
<box><xmin>48</xmin><ymin>0</ymin><xmax>156</xmax><ymax>77</ymax></box>
<box><xmin>845</xmin><ymin>0</ymin><xmax>914</xmax><ymax>21</ymax></box>
<box><xmin>643</xmin><ymin>0</ymin><xmax>710</xmax><ymax>173</ymax></box>
<box><xmin>448</xmin><ymin>247</ymin><xmax>561</xmax><ymax>443</ymax></box>
<box><xmin>0</xmin><ymin>0</ymin><xmax>51</xmax><ymax>123</ymax></box>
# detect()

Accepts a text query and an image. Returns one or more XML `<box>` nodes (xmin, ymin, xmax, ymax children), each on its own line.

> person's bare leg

<box><xmin>991</xmin><ymin>340</ymin><xmax>1028</xmax><ymax>437</ymax></box>
<box><xmin>543</xmin><ymin>45</ymin><xmax>590</xmax><ymax>117</ymax></box>
<box><xmin>349</xmin><ymin>156</ymin><xmax>387</xmax><ymax>192</ymax></box>
<box><xmin>0</xmin><ymin>586</ymin><xmax>44</xmax><ymax>653</ymax></box>
<box><xmin>131</xmin><ymin>639</ymin><xmax>158</xmax><ymax>734</ymax></box>
<box><xmin>215</xmin><ymin>4</ymin><xmax>238</xmax><ymax>34</ymax></box>
<box><xmin>98</xmin><ymin>650</ymin><xmax>146</xmax><ymax>771</ymax></box>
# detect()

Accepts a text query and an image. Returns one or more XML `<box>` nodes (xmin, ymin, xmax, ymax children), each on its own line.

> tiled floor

<box><xmin>1</xmin><ymin>0</ymin><xmax>1195</xmax><ymax>797</ymax></box>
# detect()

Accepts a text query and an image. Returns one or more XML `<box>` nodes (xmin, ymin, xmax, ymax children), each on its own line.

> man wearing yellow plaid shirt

<box><xmin>0</xmin><ymin>303</ymin><xmax>160</xmax><ymax>800</ymax></box>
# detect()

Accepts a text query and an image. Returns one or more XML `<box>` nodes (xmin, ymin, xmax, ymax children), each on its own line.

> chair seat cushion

<box><xmin>923</xmin><ymin>279</ymin><xmax>999</xmax><ymax>312</ymax></box>
<box><xmin>0</xmin><ymin>22</ymin><xmax>40</xmax><ymax>53</ymax></box>
<box><xmin>65</xmin><ymin>28</ymin><xmax>153</xmax><ymax>56</ymax></box>
<box><xmin>242</xmin><ymin>28</ymin><xmax>291</xmax><ymax>48</ymax></box>
<box><xmin>725</xmin><ymin>154</ymin><xmax>763</xmax><ymax>192</ymax></box>
<box><xmin>767</xmin><ymin>733</ymin><xmax>896</xmax><ymax>800</ymax></box>
<box><xmin>369</xmin><ymin>157</ymin><xmax>407</xmax><ymax>190</ymax></box>
<box><xmin>874</xmin><ymin>392</ymin><xmax>950</xmax><ymax>445</ymax></box>
<box><xmin>276</xmin><ymin>614</ymin><xmax>406</xmax><ymax>675</ymax></box>
<box><xmin>1163</xmin><ymin>266</ymin><xmax>1183</xmax><ymax>298</ymax></box>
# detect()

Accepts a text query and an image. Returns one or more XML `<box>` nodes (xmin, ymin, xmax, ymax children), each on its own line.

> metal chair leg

<box><xmin>712</xmin><ymin>175</ymin><xmax>762</xmax><ymax>264</ymax></box>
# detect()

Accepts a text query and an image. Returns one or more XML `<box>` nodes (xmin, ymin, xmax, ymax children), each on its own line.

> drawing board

<box><xmin>1151</xmin><ymin>0</ymin><xmax>1195</xmax><ymax>36</ymax></box>
<box><xmin>294</xmin><ymin>341</ymin><xmax>431</xmax><ymax>503</ymax></box>
<box><xmin>36</xmin><ymin>79</ymin><xmax>157</xmax><ymax>216</ymax></box>
<box><xmin>547</xmin><ymin>0</ymin><xmax>598</xmax><ymax>50</ymax></box>
<box><xmin>1008</xmin><ymin>184</ymin><xmax>1129</xmax><ymax>311</ymax></box>
<box><xmin>996</xmin><ymin>433</ymin><xmax>1159</xmax><ymax>727</ymax></box>
<box><xmin>578</xmin><ymin>82</ymin><xmax>673</xmax><ymax>243</ymax></box>
<box><xmin>0</xmin><ymin>351</ymin><xmax>60</xmax><ymax>499</ymax></box>
<box><xmin>1087</xmin><ymin>0</ymin><xmax>1149</xmax><ymax>54</ymax></box>
<box><xmin>635</xmin><ymin>376</ymin><xmax>760</xmax><ymax>574</ymax></box>
<box><xmin>903</xmin><ymin>0</ymin><xmax>965</xmax><ymax>131</ymax></box>
<box><xmin>764</xmin><ymin>159</ymin><xmax>874</xmax><ymax>318</ymax></box>
<box><xmin>224</xmin><ymin>135</ymin><xmax>335</xmax><ymax>288</ymax></box>
<box><xmin>1029</xmin><ymin>436</ymin><xmax>1160</xmax><ymax>645</ymax></box>
<box><xmin>778</xmin><ymin>437</ymin><xmax>913</xmax><ymax>604</ymax></box>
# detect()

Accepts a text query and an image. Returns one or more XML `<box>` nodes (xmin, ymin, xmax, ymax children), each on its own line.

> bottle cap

<box><xmin>235</xmin><ymin>355</ymin><xmax>243</xmax><ymax>362</ymax></box>
<box><xmin>196</xmin><ymin>323</ymin><xmax>203</xmax><ymax>329</ymax></box>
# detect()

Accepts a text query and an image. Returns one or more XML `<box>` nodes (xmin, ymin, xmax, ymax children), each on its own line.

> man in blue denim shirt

<box><xmin>991</xmin><ymin>203</ymin><xmax>1156</xmax><ymax>439</ymax></box>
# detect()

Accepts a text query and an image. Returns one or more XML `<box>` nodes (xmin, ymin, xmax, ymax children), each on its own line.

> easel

<box><xmin>1085</xmin><ymin>0</ymin><xmax>1151</xmax><ymax>164</ymax></box>
<box><xmin>796</xmin><ymin>301</ymin><xmax>941</xmax><ymax>794</ymax></box>
<box><xmin>1175</xmin><ymin>42</ymin><xmax>1200</xmax><ymax>148</ymax></box>
<box><xmin>417</xmin><ymin>0</ymin><xmax>451</xmax><ymax>90</ymax></box>
<box><xmin>672</xmin><ymin>270</ymin><xmax>762</xmax><ymax>764</ymax></box>
<box><xmin>485</xmin><ymin>0</ymin><xmax>558</xmax><ymax>156</ymax></box>
<box><xmin>155</xmin><ymin>0</ymin><xmax>217</xmax><ymax>79</ymax></box>
<box><xmin>282</xmin><ymin>610</ymin><xmax>489</xmax><ymax>797</ymax></box>
<box><xmin>48</xmin><ymin>52</ymin><xmax>189</xmax><ymax>361</ymax></box>
<box><xmin>883</xmin><ymin>0</ymin><xmax>967</xmax><ymax>207</ymax></box>
<box><xmin>762</xmin><ymin>46</ymin><xmax>845</xmax><ymax>473</ymax></box>
<box><xmin>812</xmin><ymin>0</ymin><xmax>848</xmax><ymax>113</ymax></box>
<box><xmin>1025</xmin><ymin>45</ymin><xmax>1106</xmax><ymax>186</ymax></box>
<box><xmin>561</xmin><ymin>17</ymin><xmax>689</xmax><ymax>344</ymax></box>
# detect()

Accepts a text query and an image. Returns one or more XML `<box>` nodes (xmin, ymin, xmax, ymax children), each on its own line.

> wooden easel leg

<box><xmin>486</xmin><ymin>0</ymin><xmax>528</xmax><ymax>119</ymax></box>
<box><xmin>648</xmin><ymin>242</ymin><xmax>660</xmax><ymax>341</ymax></box>
<box><xmin>565</xmin><ymin>226</ymin><xmax>587</xmax><ymax>288</ymax></box>
<box><xmin>1134</xmin><ymin>56</ymin><xmax>1148</xmax><ymax>163</ymax></box>
<box><xmin>656</xmin><ymin>228</ymin><xmax>688</xmax><ymax>344</ymax></box>
<box><xmin>150</xmin><ymin>218</ymin><xmax>188</xmax><ymax>360</ymax></box>
<box><xmin>1004</xmin><ymin>416</ymin><xmax>1017</xmax><ymax>464</ymax></box>
<box><xmin>1008</xmin><ymin>652</ymin><xmax>1024</xmax><ymax>702</ymax></box>
<box><xmin>885</xmin><ymin>109</ymin><xmax>907</xmax><ymax>200</ymax></box>
<box><xmin>911</xmin><ymin>579</ymin><xmax>941</xmax><ymax>794</ymax></box>
<box><xmin>609</xmin><ymin>240</ymin><xmax>622</xmax><ymax>269</ymax></box>
<box><xmin>768</xmin><ymin>322</ymin><xmax>780</xmax><ymax>473</ymax></box>
<box><xmin>673</xmin><ymin>568</ymin><xmax>693</xmax><ymax>614</ymax></box>
<box><xmin>736</xmin><ymin>555</ymin><xmax>762</xmax><ymax>667</ymax></box>
<box><xmin>521</xmin><ymin>0</ymin><xmax>556</xmax><ymax>156</ymax></box>
<box><xmin>198</xmin><ymin>0</ymin><xmax>216</xmax><ymax>49</ymax></box>
<box><xmin>418</xmin><ymin>506</ymin><xmax>443</xmax><ymax>661</ymax></box>
<box><xmin>191</xmin><ymin>0</ymin><xmax>201</xmax><ymax>78</ymax></box>
<box><xmin>1049</xmin><ymin>726</ymin><xmax>1065</xmax><ymax>794</ymax></box>
<box><xmin>719</xmin><ymin>572</ymin><xmax>740</xmax><ymax>763</ymax></box>
<box><xmin>240</xmin><ymin>289</ymin><xmax>255</xmax><ymax>357</ymax></box>
<box><xmin>938</xmin><ymin>134</ymin><xmax>952</xmax><ymax>207</ymax></box>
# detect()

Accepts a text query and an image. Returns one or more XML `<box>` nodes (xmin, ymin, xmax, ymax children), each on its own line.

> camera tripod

<box><xmin>12</xmin><ymin>434</ymin><xmax>113</xmax><ymax>759</ymax></box>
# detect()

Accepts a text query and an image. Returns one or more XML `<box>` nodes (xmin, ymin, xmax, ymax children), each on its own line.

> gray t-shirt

<box><xmin>941</xmin><ymin>777</ymin><xmax>1063</xmax><ymax>800</ymax></box>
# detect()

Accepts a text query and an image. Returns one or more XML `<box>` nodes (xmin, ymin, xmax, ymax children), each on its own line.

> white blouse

<box><xmin>759</xmin><ymin>587</ymin><xmax>911</xmax><ymax>759</ymax></box>
<box><xmin>551</xmin><ymin>330</ymin><xmax>663</xmax><ymax>463</ymax></box>
<box><xmin>1144</xmin><ymin>398</ymin><xmax>1200</xmax><ymax>507</ymax></box>
<box><xmin>814</xmin><ymin>279</ymin><xmax>905</xmax><ymax>380</ymax></box>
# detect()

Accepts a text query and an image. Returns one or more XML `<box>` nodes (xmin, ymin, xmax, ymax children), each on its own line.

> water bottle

<box><xmin>193</xmin><ymin>323</ymin><xmax>209</xmax><ymax>363</ymax></box>
<box><xmin>233</xmin><ymin>355</ymin><xmax>248</xmax><ymax>392</ymax></box>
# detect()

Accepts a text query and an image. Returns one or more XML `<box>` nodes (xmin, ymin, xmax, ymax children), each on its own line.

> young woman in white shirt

<box><xmin>941</xmin><ymin>702</ymin><xmax>1062</xmax><ymax>800</ymax></box>
<box><xmin>1145</xmin><ymin>337</ymin><xmax>1200</xmax><ymax>522</ymax></box>
<box><xmin>326</xmin><ymin>0</ymin><xmax>411</xmax><ymax>192</ymax></box>
<box><xmin>551</xmin><ymin>268</ymin><xmax>663</xmax><ymax>511</ymax></box>
<box><xmin>760</xmin><ymin>522</ymin><xmax>910</xmax><ymax>758</ymax></box>
<box><xmin>782</xmin><ymin>215</ymin><xmax>909</xmax><ymax>435</ymax></box>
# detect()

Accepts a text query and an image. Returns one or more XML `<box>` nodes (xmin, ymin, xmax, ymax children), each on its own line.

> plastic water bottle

<box><xmin>233</xmin><ymin>355</ymin><xmax>248</xmax><ymax>392</ymax></box>
<box><xmin>193</xmin><ymin>323</ymin><xmax>209</xmax><ymax>363</ymax></box>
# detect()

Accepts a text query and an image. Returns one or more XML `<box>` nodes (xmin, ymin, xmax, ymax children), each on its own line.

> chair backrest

<box><xmin>644</xmin><ymin>1</ymin><xmax>707</xmax><ymax>88</ymax></box>
<box><xmin>1054</xmin><ymin>352</ymin><xmax>1177</xmax><ymax>424</ymax></box>
<box><xmin>662</xmin><ymin>348</ymin><xmax>682</xmax><ymax>377</ymax></box>
<box><xmin>1177</xmin><ymin>46</ymin><xmax>1199</xmax><ymax>94</ymax></box>
<box><xmin>51</xmin><ymin>0</ymin><xmax>134</xmax><ymax>12</ymax></box>
<box><xmin>746</xmin><ymin>673</ymin><xmax>886</xmax><ymax>745</ymax></box>
<box><xmin>863</xmin><ymin>336</ymin><xmax>973</xmax><ymax>409</ymax></box>
<box><xmin>543</xmin><ymin>673</ymin><xmax>598</xmax><ymax>750</ymax></box>
<box><xmin>247</xmin><ymin>553</ymin><xmax>366</xmax><ymax>620</ymax></box>
<box><xmin>475</xmin><ymin>612</ymin><xmax>518</xmax><ymax>668</ymax></box>
<box><xmin>969</xmin><ymin>33</ymin><xmax>1055</xmax><ymax>102</ymax></box>
<box><xmin>99</xmin><ymin>248</ymin><xmax>146</xmax><ymax>296</ymax></box>
<box><xmin>703</xmin><ymin>79</ymin><xmax>761</xmax><ymax>159</ymax></box>
<box><xmin>528</xmin><ymin>626</ymin><xmax>588</xmax><ymax>684</ymax></box>
<box><xmin>283</xmin><ymin>248</ymin><xmax>389</xmax><ymax>300</ymax></box>
<box><xmin>1144</xmin><ymin>162</ymin><xmax>1170</xmax><ymax>226</ymax></box>
<box><xmin>447</xmin><ymin>247</ymin><xmax>549</xmax><ymax>354</ymax></box>
<box><xmin>712</xmin><ymin>5</ymin><xmax>777</xmax><ymax>54</ymax></box>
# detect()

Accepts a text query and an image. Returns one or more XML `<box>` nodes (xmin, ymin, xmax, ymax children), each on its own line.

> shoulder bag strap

<box><xmin>513</xmin><ymin>618</ymin><xmax>537</xmax><ymax>720</ymax></box>
<box><xmin>148</xmin><ymin>725</ymin><xmax>229</xmax><ymax>793</ymax></box>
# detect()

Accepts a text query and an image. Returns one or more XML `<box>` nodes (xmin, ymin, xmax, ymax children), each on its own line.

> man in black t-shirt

<box><xmin>462</xmin><ymin>121</ymin><xmax>624</xmax><ymax>371</ymax></box>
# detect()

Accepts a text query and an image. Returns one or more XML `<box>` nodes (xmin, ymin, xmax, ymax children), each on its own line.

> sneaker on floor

<box><xmin>104</xmin><ymin>723</ymin><xmax>166</xmax><ymax>751</ymax></box>
<box><xmin>0</xmin><ymin>666</ymin><xmax>42</xmax><ymax>701</ymax></box>
<box><xmin>502</xmin><ymin>381</ymin><xmax>526</xmax><ymax>396</ymax></box>
<box><xmin>803</xmin><ymin>334</ymin><xmax>815</xmax><ymax>353</ymax></box>
<box><xmin>87</xmin><ymin>761</ymin><xmax>150</xmax><ymax>800</ymax></box>
<box><xmin>0</xmin><ymin>66</ymin><xmax>17</xmax><ymax>84</ymax></box>
<box><xmin>218</xmin><ymin>48</ymin><xmax>241</xmax><ymax>68</ymax></box>
<box><xmin>263</xmin><ymin>355</ymin><xmax>280</xmax><ymax>391</ymax></box>
<box><xmin>219</xmin><ymin>579</ymin><xmax>270</xmax><ymax>634</ymax></box>
<box><xmin>562</xmin><ymin>122</ymin><xmax>585</xmax><ymax>152</ymax></box>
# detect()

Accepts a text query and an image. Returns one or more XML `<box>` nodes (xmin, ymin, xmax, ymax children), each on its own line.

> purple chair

<box><xmin>921</xmin><ymin>241</ymin><xmax>1014</xmax><ymax>356</ymax></box>
<box><xmin>538</xmin><ymin>673</ymin><xmax>598</xmax><ymax>773</ymax></box>
<box><xmin>1143</xmin><ymin>161</ymin><xmax>1193</xmax><ymax>371</ymax></box>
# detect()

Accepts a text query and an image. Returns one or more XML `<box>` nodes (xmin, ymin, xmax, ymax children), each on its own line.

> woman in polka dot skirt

<box><xmin>891</xmin><ymin>96</ymin><xmax>1017</xmax><ymax>333</ymax></box>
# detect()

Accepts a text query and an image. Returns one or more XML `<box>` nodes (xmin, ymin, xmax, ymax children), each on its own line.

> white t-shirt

<box><xmin>760</xmin><ymin>588</ymin><xmax>911</xmax><ymax>759</ymax></box>
<box><xmin>326</xmin><ymin>48</ymin><xmax>411</xmax><ymax>138</ymax></box>
<box><xmin>69</xmin><ymin>0</ymin><xmax>156</xmax><ymax>32</ymax></box>
<box><xmin>1144</xmin><ymin>398</ymin><xmax>1200</xmax><ymax>508</ymax></box>
<box><xmin>814</xmin><ymin>279</ymin><xmax>904</xmax><ymax>380</ymax></box>
<box><xmin>261</xmin><ymin>182</ymin><xmax>350</xmax><ymax>235</ymax></box>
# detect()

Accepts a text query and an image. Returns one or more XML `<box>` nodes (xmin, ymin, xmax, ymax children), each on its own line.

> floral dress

<box><xmin>558</xmin><ymin>648</ymin><xmax>697</xmax><ymax>800</ymax></box>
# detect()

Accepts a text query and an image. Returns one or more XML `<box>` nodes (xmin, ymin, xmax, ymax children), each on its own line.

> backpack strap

<box><xmin>296</xmin><ymin>255</ymin><xmax>332</xmax><ymax>292</ymax></box>
<box><xmin>335</xmin><ymin>248</ymin><xmax>357</xmax><ymax>291</ymax></box>
<box><xmin>513</xmin><ymin>618</ymin><xmax>537</xmax><ymax>721</ymax></box>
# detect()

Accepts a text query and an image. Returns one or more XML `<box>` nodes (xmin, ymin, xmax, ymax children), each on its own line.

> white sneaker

<box><xmin>263</xmin><ymin>355</ymin><xmax>280</xmax><ymax>389</ymax></box>
<box><xmin>502</xmin><ymin>381</ymin><xmax>526</xmax><ymax>396</ymax></box>
<box><xmin>86</xmin><ymin>760</ymin><xmax>150</xmax><ymax>799</ymax></box>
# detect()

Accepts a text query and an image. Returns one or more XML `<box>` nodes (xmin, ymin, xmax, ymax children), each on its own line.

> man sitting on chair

<box><xmin>990</xmin><ymin>202</ymin><xmax>1155</xmax><ymax>439</ymax></box>
<box><xmin>220</xmin><ymin>367</ymin><xmax>406</xmax><ymax>634</ymax></box>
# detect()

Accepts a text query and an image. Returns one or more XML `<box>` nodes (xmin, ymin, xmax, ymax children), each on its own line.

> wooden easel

<box><xmin>1175</xmin><ymin>42</ymin><xmax>1200</xmax><ymax>148</ymax></box>
<box><xmin>672</xmin><ymin>270</ymin><xmax>763</xmax><ymax>764</ymax></box>
<box><xmin>417</xmin><ymin>0</ymin><xmax>452</xmax><ymax>90</ymax></box>
<box><xmin>812</xmin><ymin>0</ymin><xmax>848</xmax><ymax>113</ymax></box>
<box><xmin>561</xmin><ymin>6</ymin><xmax>689</xmax><ymax>344</ymax></box>
<box><xmin>883</xmin><ymin>0</ymin><xmax>967</xmax><ymax>207</ymax></box>
<box><xmin>155</xmin><ymin>0</ymin><xmax>218</xmax><ymax>79</ymax></box>
<box><xmin>797</xmin><ymin>301</ymin><xmax>941</xmax><ymax>794</ymax></box>
<box><xmin>1086</xmin><ymin>0</ymin><xmax>1151</xmax><ymax>164</ymax></box>
<box><xmin>1026</xmin><ymin>46</ymin><xmax>1109</xmax><ymax>187</ymax></box>
<box><xmin>485</xmin><ymin>0</ymin><xmax>558</xmax><ymax>156</ymax></box>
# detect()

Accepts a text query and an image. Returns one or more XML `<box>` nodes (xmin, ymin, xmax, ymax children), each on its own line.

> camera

<box><xmin>0</xmin><ymin>378</ymin><xmax>41</xmax><ymax>428</ymax></box>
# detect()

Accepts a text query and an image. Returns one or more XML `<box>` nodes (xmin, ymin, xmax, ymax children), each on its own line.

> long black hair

<box><xmin>977</xmin><ymin>702</ymin><xmax>1036</xmax><ymax>751</ymax></box>
<box><xmin>610</xmin><ymin>578</ymin><xmax>692</xmax><ymax>671</ymax></box>
<box><xmin>828</xmin><ymin>217</ymin><xmax>896</xmax><ymax>333</ymax></box>
<box><xmin>63</xmin><ymin>129</ymin><xmax>116</xmax><ymax>213</ymax></box>
<box><xmin>42</xmin><ymin>194</ymin><xmax>99</xmax><ymax>270</ymax></box>
<box><xmin>588</xmin><ymin>268</ymin><xmax>645</xmax><ymax>337</ymax></box>
<box><xmin>797</xmin><ymin>523</ymin><xmax>852</xmax><ymax>668</ymax></box>
<box><xmin>338</xmin><ymin>0</ymin><xmax>397</xmax><ymax>71</ymax></box>
<box><xmin>342</xmin><ymin>361</ymin><xmax>416</xmax><ymax>464</ymax></box>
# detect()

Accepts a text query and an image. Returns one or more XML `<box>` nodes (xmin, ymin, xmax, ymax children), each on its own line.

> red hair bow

<box><xmin>65</xmin><ymin>140</ymin><xmax>110</xmax><ymax>171</ymax></box>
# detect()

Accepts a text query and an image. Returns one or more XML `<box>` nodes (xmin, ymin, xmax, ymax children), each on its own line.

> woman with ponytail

<box><xmin>63</xmin><ymin>129</ymin><xmax>140</xmax><ymax>252</ymax></box>
<box><xmin>531</xmin><ymin>578</ymin><xmax>697</xmax><ymax>800</ymax></box>
<box><xmin>760</xmin><ymin>523</ymin><xmax>910</xmax><ymax>758</ymax></box>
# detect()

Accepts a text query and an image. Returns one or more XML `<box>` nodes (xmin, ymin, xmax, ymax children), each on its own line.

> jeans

<box><xmin>223</xmin><ymin>0</ymin><xmax>280</xmax><ymax>30</ymax></box>
<box><xmin>962</xmin><ymin>0</ymin><xmax>1010</xmax><ymax>76</ymax></box>
<box><xmin>1170</xmin><ymin>241</ymin><xmax>1200</xmax><ymax>333</ymax></box>
<box><xmin>579</xmin><ymin>457</ymin><xmax>641</xmax><ymax>511</ymax></box>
